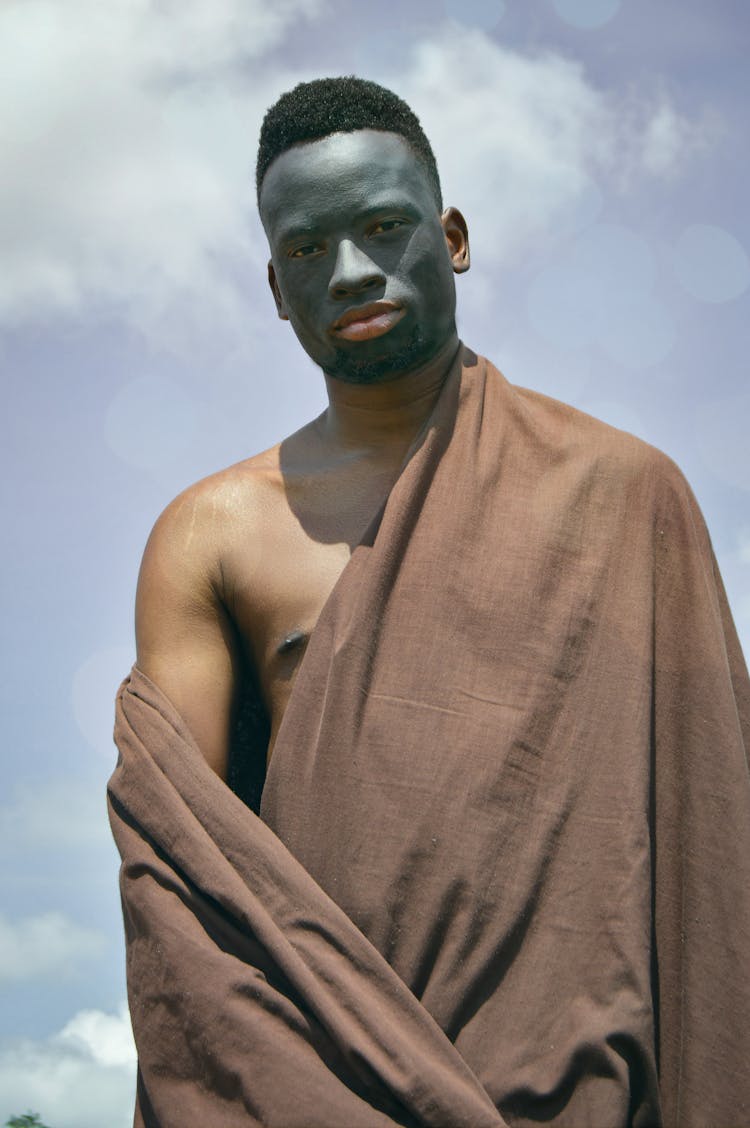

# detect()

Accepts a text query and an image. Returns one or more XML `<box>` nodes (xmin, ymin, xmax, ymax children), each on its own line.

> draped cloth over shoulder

<box><xmin>109</xmin><ymin>347</ymin><xmax>750</xmax><ymax>1128</ymax></box>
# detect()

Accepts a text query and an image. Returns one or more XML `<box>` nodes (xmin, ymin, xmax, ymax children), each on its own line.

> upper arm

<box><xmin>135</xmin><ymin>491</ymin><xmax>242</xmax><ymax>780</ymax></box>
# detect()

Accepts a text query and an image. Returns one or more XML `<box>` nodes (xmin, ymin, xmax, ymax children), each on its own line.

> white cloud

<box><xmin>59</xmin><ymin>1003</ymin><xmax>137</xmax><ymax>1069</ymax></box>
<box><xmin>0</xmin><ymin>913</ymin><xmax>105</xmax><ymax>985</ymax></box>
<box><xmin>382</xmin><ymin>29</ymin><xmax>715</xmax><ymax>345</ymax></box>
<box><xmin>392</xmin><ymin>31</ymin><xmax>708</xmax><ymax>271</ymax></box>
<box><xmin>0</xmin><ymin>8</ymin><xmax>710</xmax><ymax>343</ymax></box>
<box><xmin>0</xmin><ymin>1003</ymin><xmax>136</xmax><ymax>1128</ymax></box>
<box><xmin>639</xmin><ymin>99</ymin><xmax>697</xmax><ymax>177</ymax></box>
<box><xmin>0</xmin><ymin>0</ymin><xmax>324</xmax><ymax>335</ymax></box>
<box><xmin>397</xmin><ymin>33</ymin><xmax>611</xmax><ymax>267</ymax></box>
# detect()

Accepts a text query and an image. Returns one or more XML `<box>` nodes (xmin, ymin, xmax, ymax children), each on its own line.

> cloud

<box><xmin>0</xmin><ymin>7</ymin><xmax>711</xmax><ymax>343</ymax></box>
<box><xmin>0</xmin><ymin>913</ymin><xmax>105</xmax><ymax>986</ymax></box>
<box><xmin>639</xmin><ymin>98</ymin><xmax>700</xmax><ymax>177</ymax></box>
<box><xmin>393</xmin><ymin>31</ymin><xmax>710</xmax><ymax>270</ymax></box>
<box><xmin>0</xmin><ymin>1003</ymin><xmax>136</xmax><ymax>1128</ymax></box>
<box><xmin>0</xmin><ymin>0</ymin><xmax>324</xmax><ymax>336</ymax></box>
<box><xmin>58</xmin><ymin>1003</ymin><xmax>136</xmax><ymax>1069</ymax></box>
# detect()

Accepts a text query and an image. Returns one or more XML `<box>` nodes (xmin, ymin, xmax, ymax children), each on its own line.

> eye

<box><xmin>370</xmin><ymin>218</ymin><xmax>407</xmax><ymax>236</ymax></box>
<box><xmin>289</xmin><ymin>242</ymin><xmax>323</xmax><ymax>259</ymax></box>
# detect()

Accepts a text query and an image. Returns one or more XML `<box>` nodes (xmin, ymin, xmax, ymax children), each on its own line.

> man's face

<box><xmin>260</xmin><ymin>129</ymin><xmax>468</xmax><ymax>384</ymax></box>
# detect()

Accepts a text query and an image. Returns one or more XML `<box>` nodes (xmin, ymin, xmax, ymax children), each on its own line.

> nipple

<box><xmin>277</xmin><ymin>628</ymin><xmax>307</xmax><ymax>656</ymax></box>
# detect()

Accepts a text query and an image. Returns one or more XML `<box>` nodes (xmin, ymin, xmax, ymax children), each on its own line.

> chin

<box><xmin>322</xmin><ymin>327</ymin><xmax>430</xmax><ymax>385</ymax></box>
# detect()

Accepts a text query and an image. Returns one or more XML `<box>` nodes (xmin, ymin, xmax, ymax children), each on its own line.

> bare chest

<box><xmin>227</xmin><ymin>494</ymin><xmax>379</xmax><ymax>757</ymax></box>
<box><xmin>219</xmin><ymin>436</ymin><xmax>413</xmax><ymax>758</ymax></box>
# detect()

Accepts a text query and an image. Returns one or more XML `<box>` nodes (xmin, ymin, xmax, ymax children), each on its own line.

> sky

<box><xmin>1</xmin><ymin>1</ymin><xmax>748</xmax><ymax>1124</ymax></box>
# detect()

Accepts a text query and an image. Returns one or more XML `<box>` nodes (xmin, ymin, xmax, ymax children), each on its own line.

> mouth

<box><xmin>330</xmin><ymin>301</ymin><xmax>406</xmax><ymax>342</ymax></box>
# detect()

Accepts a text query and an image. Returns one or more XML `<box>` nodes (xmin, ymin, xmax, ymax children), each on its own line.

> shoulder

<box><xmin>157</xmin><ymin>441</ymin><xmax>288</xmax><ymax>533</ymax></box>
<box><xmin>507</xmin><ymin>379</ymin><xmax>690</xmax><ymax>500</ymax></box>
<box><xmin>141</xmin><ymin>443</ymin><xmax>285</xmax><ymax>587</ymax></box>
<box><xmin>517</xmin><ymin>388</ymin><xmax>714</xmax><ymax>572</ymax></box>
<box><xmin>473</xmin><ymin>354</ymin><xmax>701</xmax><ymax>535</ymax></box>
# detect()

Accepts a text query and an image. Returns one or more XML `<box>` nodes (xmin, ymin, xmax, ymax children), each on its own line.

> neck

<box><xmin>318</xmin><ymin>336</ymin><xmax>461</xmax><ymax>451</ymax></box>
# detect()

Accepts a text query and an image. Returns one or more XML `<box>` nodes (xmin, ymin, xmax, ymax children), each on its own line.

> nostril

<box><xmin>330</xmin><ymin>274</ymin><xmax>382</xmax><ymax>298</ymax></box>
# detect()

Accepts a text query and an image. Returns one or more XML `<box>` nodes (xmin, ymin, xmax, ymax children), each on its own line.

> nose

<box><xmin>329</xmin><ymin>239</ymin><xmax>385</xmax><ymax>299</ymax></box>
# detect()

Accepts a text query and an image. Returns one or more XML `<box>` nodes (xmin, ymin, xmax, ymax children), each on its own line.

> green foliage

<box><xmin>5</xmin><ymin>1114</ymin><xmax>51</xmax><ymax>1128</ymax></box>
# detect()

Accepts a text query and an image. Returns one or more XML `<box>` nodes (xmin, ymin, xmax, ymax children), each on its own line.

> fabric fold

<box><xmin>110</xmin><ymin>666</ymin><xmax>507</xmax><ymax>1128</ymax></box>
<box><xmin>111</xmin><ymin>347</ymin><xmax>750</xmax><ymax>1127</ymax></box>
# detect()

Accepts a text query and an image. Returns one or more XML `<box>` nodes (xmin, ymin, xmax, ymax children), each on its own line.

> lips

<box><xmin>330</xmin><ymin>301</ymin><xmax>405</xmax><ymax>342</ymax></box>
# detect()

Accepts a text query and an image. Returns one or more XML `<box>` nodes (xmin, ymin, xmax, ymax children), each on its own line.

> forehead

<box><xmin>259</xmin><ymin>129</ymin><xmax>436</xmax><ymax>237</ymax></box>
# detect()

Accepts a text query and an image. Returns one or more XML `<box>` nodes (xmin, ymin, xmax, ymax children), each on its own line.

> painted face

<box><xmin>260</xmin><ymin>129</ymin><xmax>469</xmax><ymax>384</ymax></box>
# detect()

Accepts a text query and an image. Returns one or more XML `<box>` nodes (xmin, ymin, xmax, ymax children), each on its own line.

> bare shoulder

<box><xmin>137</xmin><ymin>411</ymin><xmax>328</xmax><ymax>627</ymax></box>
<box><xmin>133</xmin><ymin>438</ymin><xmax>307</xmax><ymax>766</ymax></box>
<box><xmin>142</xmin><ymin>443</ymin><xmax>287</xmax><ymax>577</ymax></box>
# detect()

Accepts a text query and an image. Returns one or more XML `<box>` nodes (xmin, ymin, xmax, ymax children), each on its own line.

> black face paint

<box><xmin>260</xmin><ymin>130</ymin><xmax>460</xmax><ymax>386</ymax></box>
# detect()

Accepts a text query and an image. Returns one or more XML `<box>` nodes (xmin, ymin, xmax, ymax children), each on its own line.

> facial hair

<box><xmin>322</xmin><ymin>325</ymin><xmax>428</xmax><ymax>386</ymax></box>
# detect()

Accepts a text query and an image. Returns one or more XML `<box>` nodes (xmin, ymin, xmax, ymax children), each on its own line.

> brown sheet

<box><xmin>110</xmin><ymin>346</ymin><xmax>750</xmax><ymax>1127</ymax></box>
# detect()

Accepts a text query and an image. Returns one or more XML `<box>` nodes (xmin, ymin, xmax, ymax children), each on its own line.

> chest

<box><xmin>228</xmin><ymin>481</ymin><xmax>389</xmax><ymax>741</ymax></box>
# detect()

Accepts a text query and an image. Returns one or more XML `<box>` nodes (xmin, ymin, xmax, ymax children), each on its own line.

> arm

<box><xmin>135</xmin><ymin>490</ymin><xmax>243</xmax><ymax>780</ymax></box>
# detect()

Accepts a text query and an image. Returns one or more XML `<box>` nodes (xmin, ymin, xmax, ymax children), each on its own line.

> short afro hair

<box><xmin>256</xmin><ymin>76</ymin><xmax>442</xmax><ymax>210</ymax></box>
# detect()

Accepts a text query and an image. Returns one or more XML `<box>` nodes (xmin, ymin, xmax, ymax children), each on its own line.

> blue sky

<box><xmin>1</xmin><ymin>1</ymin><xmax>748</xmax><ymax>1123</ymax></box>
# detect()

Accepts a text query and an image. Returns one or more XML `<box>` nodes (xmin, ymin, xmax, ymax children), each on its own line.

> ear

<box><xmin>267</xmin><ymin>260</ymin><xmax>289</xmax><ymax>320</ymax></box>
<box><xmin>441</xmin><ymin>207</ymin><xmax>470</xmax><ymax>275</ymax></box>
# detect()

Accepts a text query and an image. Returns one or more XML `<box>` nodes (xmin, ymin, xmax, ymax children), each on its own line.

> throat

<box><xmin>320</xmin><ymin>336</ymin><xmax>460</xmax><ymax>449</ymax></box>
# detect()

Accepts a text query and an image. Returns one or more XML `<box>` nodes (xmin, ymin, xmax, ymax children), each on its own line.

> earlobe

<box><xmin>441</xmin><ymin>207</ymin><xmax>470</xmax><ymax>275</ymax></box>
<box><xmin>267</xmin><ymin>261</ymin><xmax>289</xmax><ymax>321</ymax></box>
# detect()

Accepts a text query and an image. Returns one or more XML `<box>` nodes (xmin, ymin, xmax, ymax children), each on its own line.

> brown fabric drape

<box><xmin>110</xmin><ymin>347</ymin><xmax>750</xmax><ymax>1127</ymax></box>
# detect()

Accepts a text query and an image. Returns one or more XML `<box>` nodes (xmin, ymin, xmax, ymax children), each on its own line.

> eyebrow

<box><xmin>356</xmin><ymin>199</ymin><xmax>420</xmax><ymax>222</ymax></box>
<box><xmin>277</xmin><ymin>199</ymin><xmax>420</xmax><ymax>246</ymax></box>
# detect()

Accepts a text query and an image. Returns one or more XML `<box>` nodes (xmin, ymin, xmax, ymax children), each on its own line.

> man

<box><xmin>133</xmin><ymin>79</ymin><xmax>468</xmax><ymax>785</ymax></box>
<box><xmin>110</xmin><ymin>78</ymin><xmax>750</xmax><ymax>1127</ymax></box>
